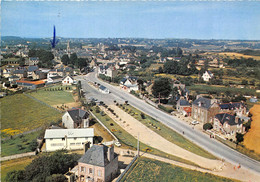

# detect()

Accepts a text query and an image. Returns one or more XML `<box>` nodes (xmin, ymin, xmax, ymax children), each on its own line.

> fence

<box><xmin>1</xmin><ymin>152</ymin><xmax>35</xmax><ymax>162</ymax></box>
<box><xmin>23</xmin><ymin>92</ymin><xmax>63</xmax><ymax>113</ymax></box>
<box><xmin>116</xmin><ymin>156</ymin><xmax>138</xmax><ymax>182</ymax></box>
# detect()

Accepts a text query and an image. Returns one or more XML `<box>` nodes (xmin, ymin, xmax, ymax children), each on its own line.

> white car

<box><xmin>114</xmin><ymin>141</ymin><xmax>121</xmax><ymax>147</ymax></box>
<box><xmin>191</xmin><ymin>120</ymin><xmax>199</xmax><ymax>125</ymax></box>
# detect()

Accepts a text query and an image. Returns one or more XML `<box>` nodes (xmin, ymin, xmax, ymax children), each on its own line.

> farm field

<box><xmin>122</xmin><ymin>157</ymin><xmax>237</xmax><ymax>182</ymax></box>
<box><xmin>121</xmin><ymin>104</ymin><xmax>216</xmax><ymax>160</ymax></box>
<box><xmin>1</xmin><ymin>156</ymin><xmax>35</xmax><ymax>181</ymax></box>
<box><xmin>1</xmin><ymin>131</ymin><xmax>40</xmax><ymax>157</ymax></box>
<box><xmin>155</xmin><ymin>73</ymin><xmax>199</xmax><ymax>79</ymax></box>
<box><xmin>28</xmin><ymin>85</ymin><xmax>74</xmax><ymax>106</ymax></box>
<box><xmin>187</xmin><ymin>84</ymin><xmax>256</xmax><ymax>96</ymax></box>
<box><xmin>1</xmin><ymin>94</ymin><xmax>62</xmax><ymax>135</ymax></box>
<box><xmin>91</xmin><ymin>107</ymin><xmax>198</xmax><ymax>167</ymax></box>
<box><xmin>244</xmin><ymin>104</ymin><xmax>260</xmax><ymax>154</ymax></box>
<box><xmin>217</xmin><ymin>52</ymin><xmax>260</xmax><ymax>61</ymax></box>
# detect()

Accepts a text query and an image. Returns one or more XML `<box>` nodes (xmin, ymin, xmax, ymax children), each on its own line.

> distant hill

<box><xmin>1</xmin><ymin>36</ymin><xmax>24</xmax><ymax>41</ymax></box>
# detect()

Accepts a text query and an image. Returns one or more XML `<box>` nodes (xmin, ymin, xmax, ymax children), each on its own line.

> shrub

<box><xmin>203</xmin><ymin>123</ymin><xmax>213</xmax><ymax>130</ymax></box>
<box><xmin>141</xmin><ymin>113</ymin><xmax>146</xmax><ymax>119</ymax></box>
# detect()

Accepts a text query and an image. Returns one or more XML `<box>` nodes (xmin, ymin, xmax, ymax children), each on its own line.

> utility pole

<box><xmin>137</xmin><ymin>133</ymin><xmax>140</xmax><ymax>157</ymax></box>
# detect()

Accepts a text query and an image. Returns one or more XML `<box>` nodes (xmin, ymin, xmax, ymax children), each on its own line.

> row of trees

<box><xmin>28</xmin><ymin>49</ymin><xmax>54</xmax><ymax>68</ymax></box>
<box><xmin>161</xmin><ymin>60</ymin><xmax>198</xmax><ymax>76</ymax></box>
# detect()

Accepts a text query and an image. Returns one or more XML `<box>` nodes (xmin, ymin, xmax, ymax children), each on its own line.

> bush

<box><xmin>141</xmin><ymin>113</ymin><xmax>146</xmax><ymax>119</ymax></box>
<box><xmin>29</xmin><ymin>139</ymin><xmax>38</xmax><ymax>151</ymax></box>
<box><xmin>236</xmin><ymin>133</ymin><xmax>244</xmax><ymax>144</ymax></box>
<box><xmin>203</xmin><ymin>123</ymin><xmax>213</xmax><ymax>130</ymax></box>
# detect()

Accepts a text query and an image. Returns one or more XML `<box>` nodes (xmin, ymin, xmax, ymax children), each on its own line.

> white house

<box><xmin>62</xmin><ymin>75</ymin><xmax>75</xmax><ymax>85</ymax></box>
<box><xmin>202</xmin><ymin>71</ymin><xmax>214</xmax><ymax>82</ymax></box>
<box><xmin>120</xmin><ymin>76</ymin><xmax>138</xmax><ymax>92</ymax></box>
<box><xmin>44</xmin><ymin>128</ymin><xmax>94</xmax><ymax>152</ymax></box>
<box><xmin>62</xmin><ymin>108</ymin><xmax>90</xmax><ymax>129</ymax></box>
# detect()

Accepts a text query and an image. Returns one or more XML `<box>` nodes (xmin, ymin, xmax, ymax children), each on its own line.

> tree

<box><xmin>45</xmin><ymin>174</ymin><xmax>66</xmax><ymax>182</ymax></box>
<box><xmin>203</xmin><ymin>123</ymin><xmax>213</xmax><ymax>130</ymax></box>
<box><xmin>5</xmin><ymin>170</ymin><xmax>25</xmax><ymax>182</ymax></box>
<box><xmin>29</xmin><ymin>139</ymin><xmax>38</xmax><ymax>151</ymax></box>
<box><xmin>137</xmin><ymin>79</ymin><xmax>144</xmax><ymax>92</ymax></box>
<box><xmin>152</xmin><ymin>78</ymin><xmax>172</xmax><ymax>98</ymax></box>
<box><xmin>70</xmin><ymin>53</ymin><xmax>78</xmax><ymax>64</ymax></box>
<box><xmin>158</xmin><ymin>66</ymin><xmax>163</xmax><ymax>73</ymax></box>
<box><xmin>61</xmin><ymin>54</ymin><xmax>70</xmax><ymax>66</ymax></box>
<box><xmin>77</xmin><ymin>58</ymin><xmax>88</xmax><ymax>69</ymax></box>
<box><xmin>241</xmin><ymin>80</ymin><xmax>248</xmax><ymax>85</ymax></box>
<box><xmin>236</xmin><ymin>133</ymin><xmax>244</xmax><ymax>144</ymax></box>
<box><xmin>19</xmin><ymin>57</ymin><xmax>25</xmax><ymax>66</ymax></box>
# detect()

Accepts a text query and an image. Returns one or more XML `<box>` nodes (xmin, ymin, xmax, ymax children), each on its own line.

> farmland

<box><xmin>1</xmin><ymin>94</ymin><xmax>62</xmax><ymax>135</ymax></box>
<box><xmin>1</xmin><ymin>131</ymin><xmax>40</xmax><ymax>157</ymax></box>
<box><xmin>28</xmin><ymin>85</ymin><xmax>74</xmax><ymax>106</ymax></box>
<box><xmin>217</xmin><ymin>52</ymin><xmax>260</xmax><ymax>61</ymax></box>
<box><xmin>122</xmin><ymin>157</ymin><xmax>237</xmax><ymax>182</ymax></box>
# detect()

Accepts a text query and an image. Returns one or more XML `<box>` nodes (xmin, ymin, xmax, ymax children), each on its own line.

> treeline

<box><xmin>160</xmin><ymin>60</ymin><xmax>198</xmax><ymax>76</ymax></box>
<box><xmin>239</xmin><ymin>49</ymin><xmax>260</xmax><ymax>56</ymax></box>
<box><xmin>5</xmin><ymin>151</ymin><xmax>80</xmax><ymax>182</ymax></box>
<box><xmin>225</xmin><ymin>58</ymin><xmax>259</xmax><ymax>67</ymax></box>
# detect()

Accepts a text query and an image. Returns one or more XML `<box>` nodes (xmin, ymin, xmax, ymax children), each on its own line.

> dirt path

<box><xmin>102</xmin><ymin>105</ymin><xmax>222</xmax><ymax>170</ymax></box>
<box><xmin>102</xmin><ymin>105</ymin><xmax>260</xmax><ymax>181</ymax></box>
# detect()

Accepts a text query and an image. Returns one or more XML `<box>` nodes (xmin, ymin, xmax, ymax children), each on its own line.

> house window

<box><xmin>89</xmin><ymin>168</ymin><xmax>93</xmax><ymax>174</ymax></box>
<box><xmin>62</xmin><ymin>138</ymin><xmax>65</xmax><ymax>141</ymax></box>
<box><xmin>74</xmin><ymin>138</ymin><xmax>77</xmax><ymax>140</ymax></box>
<box><xmin>81</xmin><ymin>167</ymin><xmax>85</xmax><ymax>172</ymax></box>
<box><xmin>50</xmin><ymin>138</ymin><xmax>53</xmax><ymax>140</ymax></box>
<box><xmin>97</xmin><ymin>170</ymin><xmax>102</xmax><ymax>177</ymax></box>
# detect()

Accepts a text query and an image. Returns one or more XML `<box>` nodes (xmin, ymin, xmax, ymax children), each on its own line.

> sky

<box><xmin>1</xmin><ymin>0</ymin><xmax>260</xmax><ymax>40</ymax></box>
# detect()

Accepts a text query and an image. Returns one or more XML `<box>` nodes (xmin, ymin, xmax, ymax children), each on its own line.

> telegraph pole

<box><xmin>137</xmin><ymin>133</ymin><xmax>140</xmax><ymax>157</ymax></box>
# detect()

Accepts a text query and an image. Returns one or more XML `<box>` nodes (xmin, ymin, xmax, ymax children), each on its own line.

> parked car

<box><xmin>191</xmin><ymin>120</ymin><xmax>199</xmax><ymax>125</ymax></box>
<box><xmin>114</xmin><ymin>141</ymin><xmax>121</xmax><ymax>147</ymax></box>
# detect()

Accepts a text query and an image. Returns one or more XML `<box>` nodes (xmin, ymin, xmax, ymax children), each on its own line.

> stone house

<box><xmin>13</xmin><ymin>69</ymin><xmax>27</xmax><ymax>79</ymax></box>
<box><xmin>27</xmin><ymin>65</ymin><xmax>39</xmax><ymax>78</ymax></box>
<box><xmin>219</xmin><ymin>102</ymin><xmax>247</xmax><ymax>117</ymax></box>
<box><xmin>26</xmin><ymin>57</ymin><xmax>39</xmax><ymax>66</ymax></box>
<box><xmin>62</xmin><ymin>108</ymin><xmax>90</xmax><ymax>129</ymax></box>
<box><xmin>192</xmin><ymin>96</ymin><xmax>220</xmax><ymax>123</ymax></box>
<box><xmin>213</xmin><ymin>113</ymin><xmax>244</xmax><ymax>135</ymax></box>
<box><xmin>32</xmin><ymin>70</ymin><xmax>47</xmax><ymax>80</ymax></box>
<box><xmin>77</xmin><ymin>144</ymin><xmax>118</xmax><ymax>182</ymax></box>
<box><xmin>44</xmin><ymin>128</ymin><xmax>94</xmax><ymax>152</ymax></box>
<box><xmin>176</xmin><ymin>99</ymin><xmax>191</xmax><ymax>116</ymax></box>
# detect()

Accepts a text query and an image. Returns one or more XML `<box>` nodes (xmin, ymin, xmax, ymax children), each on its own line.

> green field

<box><xmin>1</xmin><ymin>131</ymin><xmax>40</xmax><ymax>157</ymax></box>
<box><xmin>122</xmin><ymin>157</ymin><xmax>237</xmax><ymax>182</ymax></box>
<box><xmin>121</xmin><ymin>104</ymin><xmax>216</xmax><ymax>160</ymax></box>
<box><xmin>1</xmin><ymin>94</ymin><xmax>62</xmax><ymax>135</ymax></box>
<box><xmin>1</xmin><ymin>156</ymin><xmax>35</xmax><ymax>181</ymax></box>
<box><xmin>29</xmin><ymin>85</ymin><xmax>74</xmax><ymax>105</ymax></box>
<box><xmin>91</xmin><ymin>107</ymin><xmax>198</xmax><ymax>167</ymax></box>
<box><xmin>187</xmin><ymin>85</ymin><xmax>256</xmax><ymax>96</ymax></box>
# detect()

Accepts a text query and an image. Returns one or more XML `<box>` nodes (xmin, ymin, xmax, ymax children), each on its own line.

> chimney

<box><xmin>235</xmin><ymin>116</ymin><xmax>239</xmax><ymax>123</ymax></box>
<box><xmin>107</xmin><ymin>145</ymin><xmax>114</xmax><ymax>162</ymax></box>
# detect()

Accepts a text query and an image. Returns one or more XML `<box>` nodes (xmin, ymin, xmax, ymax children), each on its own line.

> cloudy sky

<box><xmin>1</xmin><ymin>0</ymin><xmax>260</xmax><ymax>40</ymax></box>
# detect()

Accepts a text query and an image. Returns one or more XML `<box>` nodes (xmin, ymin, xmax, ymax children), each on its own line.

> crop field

<box><xmin>28</xmin><ymin>85</ymin><xmax>74</xmax><ymax>106</ymax></box>
<box><xmin>1</xmin><ymin>94</ymin><xmax>62</xmax><ymax>135</ymax></box>
<box><xmin>91</xmin><ymin>107</ymin><xmax>198</xmax><ymax>166</ymax></box>
<box><xmin>121</xmin><ymin>105</ymin><xmax>216</xmax><ymax>159</ymax></box>
<box><xmin>1</xmin><ymin>131</ymin><xmax>40</xmax><ymax>157</ymax></box>
<box><xmin>155</xmin><ymin>73</ymin><xmax>199</xmax><ymax>79</ymax></box>
<box><xmin>217</xmin><ymin>52</ymin><xmax>260</xmax><ymax>61</ymax></box>
<box><xmin>122</xmin><ymin>157</ymin><xmax>237</xmax><ymax>182</ymax></box>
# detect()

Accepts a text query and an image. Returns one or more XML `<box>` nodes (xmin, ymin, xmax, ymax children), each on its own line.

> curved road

<box><xmin>80</xmin><ymin>72</ymin><xmax>260</xmax><ymax>175</ymax></box>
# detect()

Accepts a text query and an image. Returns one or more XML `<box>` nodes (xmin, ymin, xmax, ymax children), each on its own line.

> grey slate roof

<box><xmin>78</xmin><ymin>145</ymin><xmax>117</xmax><ymax>167</ymax></box>
<box><xmin>193</xmin><ymin>97</ymin><xmax>212</xmax><ymax>109</ymax></box>
<box><xmin>28</xmin><ymin>66</ymin><xmax>38</xmax><ymax>72</ymax></box>
<box><xmin>215</xmin><ymin>113</ymin><xmax>243</xmax><ymax>126</ymax></box>
<box><xmin>13</xmin><ymin>69</ymin><xmax>26</xmax><ymax>74</ymax></box>
<box><xmin>67</xmin><ymin>108</ymin><xmax>89</xmax><ymax>123</ymax></box>
<box><xmin>219</xmin><ymin>102</ymin><xmax>245</xmax><ymax>110</ymax></box>
<box><xmin>44</xmin><ymin>128</ymin><xmax>94</xmax><ymax>139</ymax></box>
<box><xmin>179</xmin><ymin>99</ymin><xmax>190</xmax><ymax>106</ymax></box>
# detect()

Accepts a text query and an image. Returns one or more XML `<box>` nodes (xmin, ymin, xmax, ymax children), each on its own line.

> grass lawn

<box><xmin>121</xmin><ymin>104</ymin><xmax>216</xmax><ymax>160</ymax></box>
<box><xmin>1</xmin><ymin>94</ymin><xmax>62</xmax><ymax>135</ymax></box>
<box><xmin>122</xmin><ymin>157</ymin><xmax>237</xmax><ymax>182</ymax></box>
<box><xmin>91</xmin><ymin>107</ymin><xmax>199</xmax><ymax>167</ymax></box>
<box><xmin>1</xmin><ymin>131</ymin><xmax>40</xmax><ymax>157</ymax></box>
<box><xmin>1</xmin><ymin>156</ymin><xmax>35</xmax><ymax>181</ymax></box>
<box><xmin>29</xmin><ymin>85</ymin><xmax>74</xmax><ymax>105</ymax></box>
<box><xmin>187</xmin><ymin>84</ymin><xmax>256</xmax><ymax>96</ymax></box>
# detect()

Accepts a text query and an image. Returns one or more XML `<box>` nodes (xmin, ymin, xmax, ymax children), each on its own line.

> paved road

<box><xmin>77</xmin><ymin>72</ymin><xmax>260</xmax><ymax>175</ymax></box>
